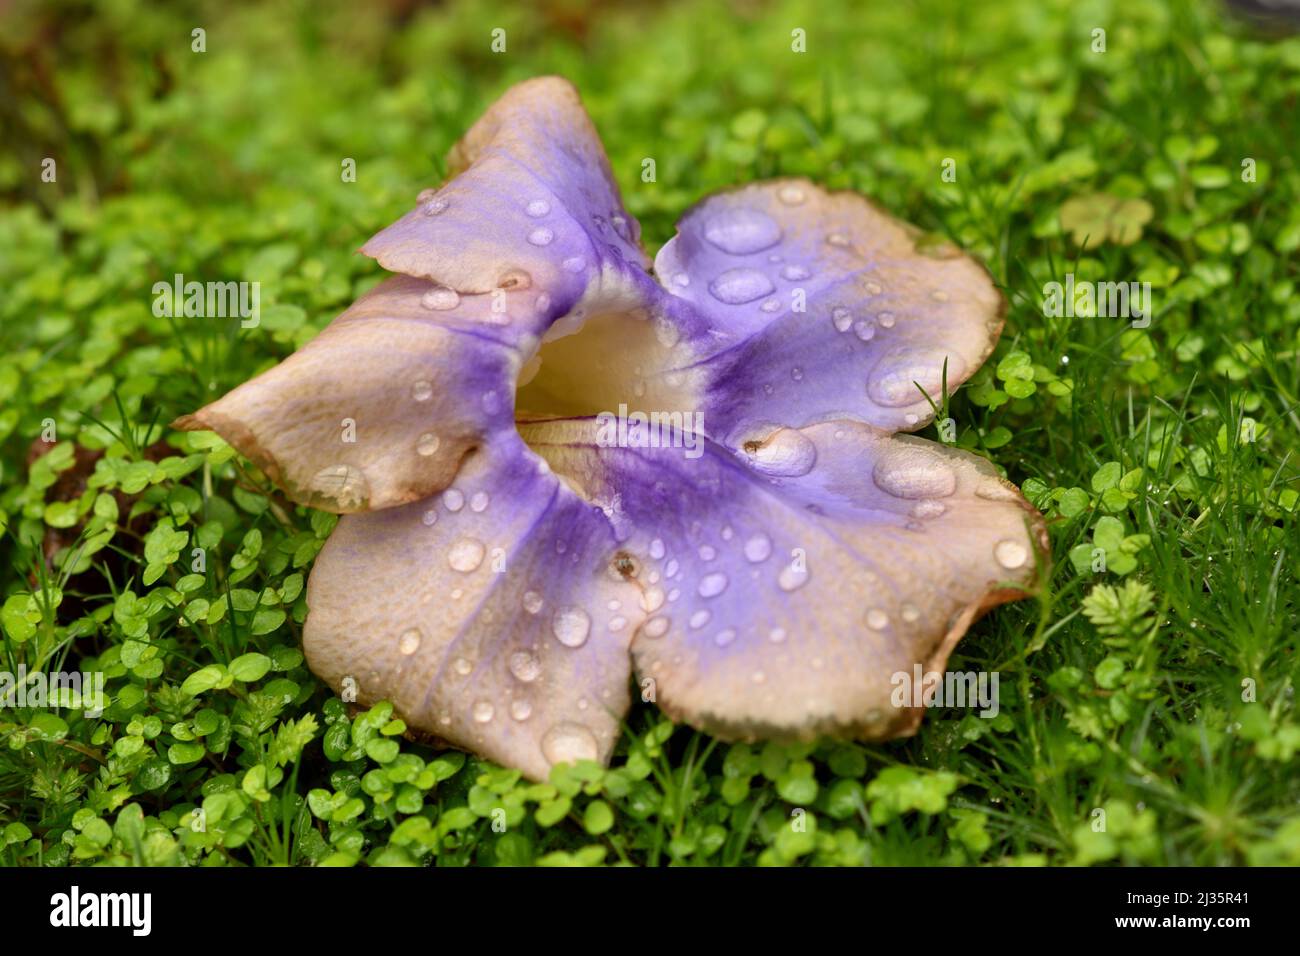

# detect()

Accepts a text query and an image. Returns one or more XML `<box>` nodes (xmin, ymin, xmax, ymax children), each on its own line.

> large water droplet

<box><xmin>698</xmin><ymin>572</ymin><xmax>729</xmax><ymax>598</ymax></box>
<box><xmin>448</xmin><ymin>537</ymin><xmax>485</xmax><ymax>572</ymax></box>
<box><xmin>738</xmin><ymin>426</ymin><xmax>816</xmax><ymax>477</ymax></box>
<box><xmin>744</xmin><ymin>533</ymin><xmax>772</xmax><ymax>563</ymax></box>
<box><xmin>420</xmin><ymin>287</ymin><xmax>460</xmax><ymax>311</ymax></box>
<box><xmin>551</xmin><ymin>606</ymin><xmax>591</xmax><ymax>647</ymax></box>
<box><xmin>872</xmin><ymin>447</ymin><xmax>957</xmax><ymax>499</ymax></box>
<box><xmin>309</xmin><ymin>465</ymin><xmax>369</xmax><ymax>510</ymax></box>
<box><xmin>509</xmin><ymin>650</ymin><xmax>541</xmax><ymax>682</ymax></box>
<box><xmin>709</xmin><ymin>268</ymin><xmax>775</xmax><ymax>305</ymax></box>
<box><xmin>994</xmin><ymin>539</ymin><xmax>1029</xmax><ymax>570</ymax></box>
<box><xmin>777</xmin><ymin>184</ymin><xmax>806</xmax><ymax>205</ymax></box>
<box><xmin>417</xmin><ymin>432</ymin><xmax>441</xmax><ymax>457</ymax></box>
<box><xmin>869</xmin><ymin>350</ymin><xmax>966</xmax><ymax>407</ymax></box>
<box><xmin>778</xmin><ymin>563</ymin><xmax>809</xmax><ymax>591</ymax></box>
<box><xmin>398</xmin><ymin>628</ymin><xmax>421</xmax><ymax>655</ymax></box>
<box><xmin>542</xmin><ymin>722</ymin><xmax>599</xmax><ymax>765</ymax></box>
<box><xmin>704</xmin><ymin>207</ymin><xmax>782</xmax><ymax>255</ymax></box>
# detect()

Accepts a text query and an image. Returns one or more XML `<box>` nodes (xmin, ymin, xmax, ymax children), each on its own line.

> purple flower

<box><xmin>176</xmin><ymin>78</ymin><xmax>1047</xmax><ymax>780</ymax></box>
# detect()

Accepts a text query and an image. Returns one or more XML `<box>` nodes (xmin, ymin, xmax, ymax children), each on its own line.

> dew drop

<box><xmin>866</xmin><ymin>608</ymin><xmax>889</xmax><ymax>629</ymax></box>
<box><xmin>551</xmin><ymin>606</ymin><xmax>591</xmax><ymax>647</ymax></box>
<box><xmin>995</xmin><ymin>539</ymin><xmax>1029</xmax><ymax>570</ymax></box>
<box><xmin>878</xmin><ymin>311</ymin><xmax>896</xmax><ymax>329</ymax></box>
<box><xmin>398</xmin><ymin>628</ymin><xmax>421</xmax><ymax>655</ymax></box>
<box><xmin>649</xmin><ymin>538</ymin><xmax>666</xmax><ymax>559</ymax></box>
<box><xmin>417</xmin><ymin>432</ymin><xmax>441</xmax><ymax>457</ymax></box>
<box><xmin>522</xmin><ymin>590</ymin><xmax>544</xmax><ymax>615</ymax></box>
<box><xmin>826</xmin><ymin>232</ymin><xmax>851</xmax><ymax>248</ymax></box>
<box><xmin>509</xmin><ymin>650</ymin><xmax>541</xmax><ymax>683</ymax></box>
<box><xmin>526</xmin><ymin>199</ymin><xmax>551</xmax><ymax>217</ymax></box>
<box><xmin>872</xmin><ymin>447</ymin><xmax>957</xmax><ymax>499</ymax></box>
<box><xmin>470</xmin><ymin>491</ymin><xmax>490</xmax><ymax>512</ymax></box>
<box><xmin>739</xmin><ymin>426</ymin><xmax>817</xmax><ymax>477</ymax></box>
<box><xmin>448</xmin><ymin>537</ymin><xmax>485</xmax><ymax>572</ymax></box>
<box><xmin>472</xmin><ymin>700</ymin><xmax>495</xmax><ymax>723</ymax></box>
<box><xmin>778</xmin><ymin>563</ymin><xmax>809</xmax><ymax>592</ymax></box>
<box><xmin>714</xmin><ymin>628</ymin><xmax>737</xmax><ymax>647</ymax></box>
<box><xmin>902</xmin><ymin>604</ymin><xmax>921</xmax><ymax>623</ymax></box>
<box><xmin>744</xmin><ymin>533</ymin><xmax>772</xmax><ymax>563</ymax></box>
<box><xmin>703</xmin><ymin>207</ymin><xmax>782</xmax><ymax>254</ymax></box>
<box><xmin>421</xmin><ymin>509</ymin><xmax>439</xmax><ymax>527</ymax></box>
<box><xmin>562</xmin><ymin>256</ymin><xmax>587</xmax><ymax>273</ymax></box>
<box><xmin>911</xmin><ymin>499</ymin><xmax>947</xmax><ymax>519</ymax></box>
<box><xmin>453</xmin><ymin>656</ymin><xmax>473</xmax><ymax>676</ymax></box>
<box><xmin>510</xmin><ymin>699</ymin><xmax>533</xmax><ymax>721</ymax></box>
<box><xmin>708</xmin><ymin>268</ymin><xmax>775</xmax><ymax>305</ymax></box>
<box><xmin>442</xmin><ymin>488</ymin><xmax>465</xmax><ymax>511</ymax></box>
<box><xmin>411</xmin><ymin>380</ymin><xmax>433</xmax><ymax>402</ymax></box>
<box><xmin>698</xmin><ymin>572</ymin><xmax>729</xmax><ymax>598</ymax></box>
<box><xmin>689</xmin><ymin>609</ymin><xmax>711</xmax><ymax>629</ymax></box>
<box><xmin>527</xmin><ymin>226</ymin><xmax>554</xmax><ymax>246</ymax></box>
<box><xmin>421</xmin><ymin>197</ymin><xmax>449</xmax><ymax>216</ymax></box>
<box><xmin>420</xmin><ymin>287</ymin><xmax>460</xmax><ymax>311</ymax></box>
<box><xmin>853</xmin><ymin>319</ymin><xmax>875</xmax><ymax>341</ymax></box>
<box><xmin>769</xmin><ymin>627</ymin><xmax>787</xmax><ymax>643</ymax></box>
<box><xmin>869</xmin><ymin>350</ymin><xmax>965</xmax><ymax>407</ymax></box>
<box><xmin>643</xmin><ymin>616</ymin><xmax>671</xmax><ymax>638</ymax></box>
<box><xmin>777</xmin><ymin>184</ymin><xmax>806</xmax><ymax>205</ymax></box>
<box><xmin>542</xmin><ymin>722</ymin><xmax>599</xmax><ymax>765</ymax></box>
<box><xmin>781</xmin><ymin>264</ymin><xmax>811</xmax><ymax>281</ymax></box>
<box><xmin>832</xmin><ymin>307</ymin><xmax>853</xmax><ymax>333</ymax></box>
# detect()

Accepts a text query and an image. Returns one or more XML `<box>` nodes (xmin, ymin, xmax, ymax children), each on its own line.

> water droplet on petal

<box><xmin>778</xmin><ymin>563</ymin><xmax>809</xmax><ymax>591</ymax></box>
<box><xmin>698</xmin><ymin>572</ymin><xmax>729</xmax><ymax>598</ymax></box>
<box><xmin>421</xmin><ymin>509</ymin><xmax>438</xmax><ymax>527</ymax></box>
<box><xmin>448</xmin><ymin>537</ymin><xmax>485</xmax><ymax>572</ymax></box>
<box><xmin>869</xmin><ymin>350</ymin><xmax>965</xmax><ymax>407</ymax></box>
<box><xmin>398</xmin><ymin>628</ymin><xmax>421</xmax><ymax>655</ymax></box>
<box><xmin>854</xmin><ymin>319</ymin><xmax>875</xmax><ymax>341</ymax></box>
<box><xmin>649</xmin><ymin>538</ymin><xmax>666</xmax><ymax>559</ymax></box>
<box><xmin>309</xmin><ymin>465</ymin><xmax>369</xmax><ymax>510</ymax></box>
<box><xmin>542</xmin><ymin>722</ymin><xmax>599</xmax><ymax>765</ymax></box>
<box><xmin>421</xmin><ymin>287</ymin><xmax>460</xmax><ymax>311</ymax></box>
<box><xmin>995</xmin><ymin>539</ymin><xmax>1029</xmax><ymax>569</ymax></box>
<box><xmin>778</xmin><ymin>184</ymin><xmax>806</xmax><ymax>205</ymax></box>
<box><xmin>708</xmin><ymin>268</ymin><xmax>775</xmax><ymax>305</ymax></box>
<box><xmin>769</xmin><ymin>627</ymin><xmax>787</xmax><ymax>643</ymax></box>
<box><xmin>714</xmin><ymin>628</ymin><xmax>737</xmax><ymax>647</ymax></box>
<box><xmin>877</xmin><ymin>311</ymin><xmax>896</xmax><ymax>329</ymax></box>
<box><xmin>562</xmin><ymin>256</ymin><xmax>587</xmax><ymax>273</ymax></box>
<box><xmin>509</xmin><ymin>650</ymin><xmax>541</xmax><ymax>682</ymax></box>
<box><xmin>689</xmin><ymin>610</ymin><xmax>711</xmax><ymax>629</ymax></box>
<box><xmin>510</xmin><ymin>699</ymin><xmax>533</xmax><ymax>721</ymax></box>
<box><xmin>866</xmin><ymin>608</ymin><xmax>889</xmax><ymax>629</ymax></box>
<box><xmin>744</xmin><ymin>533</ymin><xmax>772</xmax><ymax>562</ymax></box>
<box><xmin>526</xmin><ymin>199</ymin><xmax>551</xmax><ymax>217</ymax></box>
<box><xmin>523</xmin><ymin>590</ymin><xmax>544</xmax><ymax>615</ymax></box>
<box><xmin>527</xmin><ymin>226</ymin><xmax>554</xmax><ymax>246</ymax></box>
<box><xmin>470</xmin><ymin>491</ymin><xmax>489</xmax><ymax>512</ymax></box>
<box><xmin>826</xmin><ymin>232</ymin><xmax>851</xmax><ymax>248</ymax></box>
<box><xmin>551</xmin><ymin>606</ymin><xmax>591</xmax><ymax>647</ymax></box>
<box><xmin>421</xmin><ymin>197</ymin><xmax>448</xmax><ymax>216</ymax></box>
<box><xmin>832</xmin><ymin>307</ymin><xmax>853</xmax><ymax>332</ymax></box>
<box><xmin>911</xmin><ymin>499</ymin><xmax>946</xmax><ymax>519</ymax></box>
<box><xmin>902</xmin><ymin>604</ymin><xmax>921</xmax><ymax>623</ymax></box>
<box><xmin>453</xmin><ymin>656</ymin><xmax>473</xmax><ymax>676</ymax></box>
<box><xmin>873</xmin><ymin>447</ymin><xmax>957</xmax><ymax>499</ymax></box>
<box><xmin>417</xmin><ymin>432</ymin><xmax>441</xmax><ymax>457</ymax></box>
<box><xmin>411</xmin><ymin>380</ymin><xmax>433</xmax><ymax>402</ymax></box>
<box><xmin>472</xmin><ymin>700</ymin><xmax>495</xmax><ymax>723</ymax></box>
<box><xmin>643</xmin><ymin>616</ymin><xmax>671</xmax><ymax>638</ymax></box>
<box><xmin>760</xmin><ymin>298</ymin><xmax>781</xmax><ymax>313</ymax></box>
<box><xmin>703</xmin><ymin>207</ymin><xmax>782</xmax><ymax>254</ymax></box>
<box><xmin>781</xmin><ymin>264</ymin><xmax>811</xmax><ymax>281</ymax></box>
<box><xmin>442</xmin><ymin>488</ymin><xmax>465</xmax><ymax>511</ymax></box>
<box><xmin>739</xmin><ymin>426</ymin><xmax>816</xmax><ymax>477</ymax></box>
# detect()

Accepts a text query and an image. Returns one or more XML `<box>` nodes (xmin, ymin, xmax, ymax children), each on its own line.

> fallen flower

<box><xmin>176</xmin><ymin>77</ymin><xmax>1048</xmax><ymax>781</ymax></box>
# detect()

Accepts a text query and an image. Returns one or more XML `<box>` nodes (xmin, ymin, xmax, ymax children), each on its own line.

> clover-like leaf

<box><xmin>1059</xmin><ymin>192</ymin><xmax>1155</xmax><ymax>246</ymax></box>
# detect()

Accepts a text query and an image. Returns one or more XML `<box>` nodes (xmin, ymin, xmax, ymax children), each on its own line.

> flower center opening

<box><xmin>513</xmin><ymin>292</ymin><xmax>695</xmax><ymax>422</ymax></box>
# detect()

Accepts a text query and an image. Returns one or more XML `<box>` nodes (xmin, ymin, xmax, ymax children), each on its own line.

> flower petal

<box><xmin>521</xmin><ymin>417</ymin><xmax>1045</xmax><ymax>742</ymax></box>
<box><xmin>173</xmin><ymin>276</ymin><xmax>541</xmax><ymax>513</ymax></box>
<box><xmin>363</xmin><ymin>77</ymin><xmax>647</xmax><ymax>300</ymax></box>
<box><xmin>301</xmin><ymin>433</ymin><xmax>642</xmax><ymax>781</ymax></box>
<box><xmin>654</xmin><ymin>179</ymin><xmax>1005</xmax><ymax>440</ymax></box>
